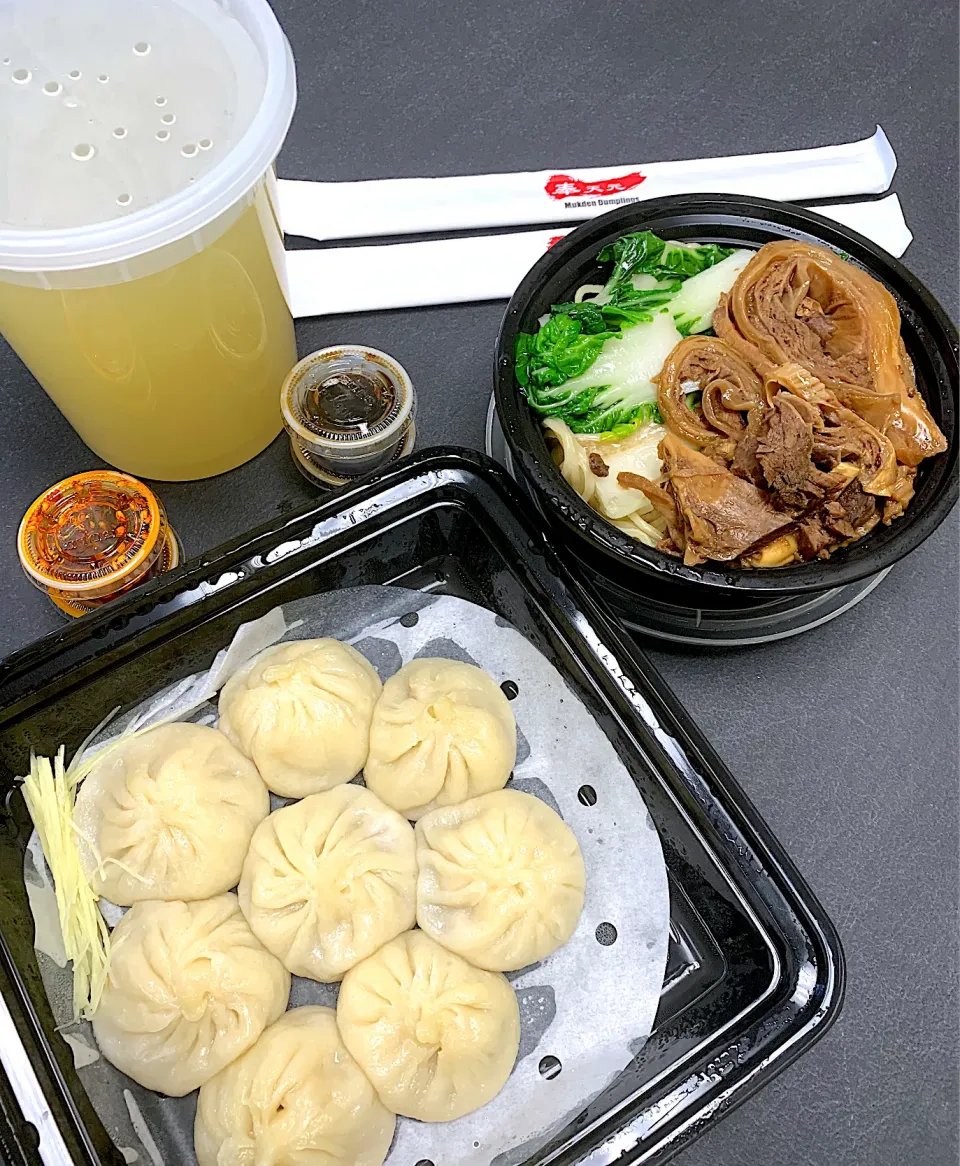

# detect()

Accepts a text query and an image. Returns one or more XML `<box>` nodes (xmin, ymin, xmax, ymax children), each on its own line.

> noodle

<box><xmin>543</xmin><ymin>417</ymin><xmax>667</xmax><ymax>548</ymax></box>
<box><xmin>543</xmin><ymin>417</ymin><xmax>595</xmax><ymax>503</ymax></box>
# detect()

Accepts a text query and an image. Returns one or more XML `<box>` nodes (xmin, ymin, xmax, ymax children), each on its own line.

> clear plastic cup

<box><xmin>0</xmin><ymin>0</ymin><xmax>297</xmax><ymax>481</ymax></box>
<box><xmin>281</xmin><ymin>346</ymin><xmax>417</xmax><ymax>485</ymax></box>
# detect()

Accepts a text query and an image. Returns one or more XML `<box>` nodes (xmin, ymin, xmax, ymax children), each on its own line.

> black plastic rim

<box><xmin>494</xmin><ymin>194</ymin><xmax>959</xmax><ymax>595</ymax></box>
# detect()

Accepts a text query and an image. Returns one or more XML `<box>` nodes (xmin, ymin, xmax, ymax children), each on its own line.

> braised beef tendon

<box><xmin>639</xmin><ymin>241</ymin><xmax>948</xmax><ymax>567</ymax></box>
<box><xmin>755</xmin><ymin>393</ymin><xmax>834</xmax><ymax>509</ymax></box>
<box><xmin>713</xmin><ymin>240</ymin><xmax>947</xmax><ymax>465</ymax></box>
<box><xmin>764</xmin><ymin>362</ymin><xmax>898</xmax><ymax>496</ymax></box>
<box><xmin>655</xmin><ymin>336</ymin><xmax>764</xmax><ymax>460</ymax></box>
<box><xmin>638</xmin><ymin>347</ymin><xmax>934</xmax><ymax>566</ymax></box>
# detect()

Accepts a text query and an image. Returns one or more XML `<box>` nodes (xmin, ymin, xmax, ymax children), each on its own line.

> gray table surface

<box><xmin>1</xmin><ymin>1</ymin><xmax>957</xmax><ymax>1162</ymax></box>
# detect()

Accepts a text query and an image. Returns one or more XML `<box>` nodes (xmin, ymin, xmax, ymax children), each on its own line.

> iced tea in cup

<box><xmin>0</xmin><ymin>0</ymin><xmax>297</xmax><ymax>480</ymax></box>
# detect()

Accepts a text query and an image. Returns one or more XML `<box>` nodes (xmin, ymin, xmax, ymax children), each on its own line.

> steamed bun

<box><xmin>195</xmin><ymin>1006</ymin><xmax>395</xmax><ymax>1166</ymax></box>
<box><xmin>364</xmin><ymin>658</ymin><xmax>516</xmax><ymax>820</ymax></box>
<box><xmin>73</xmin><ymin>722</ymin><xmax>268</xmax><ymax>906</ymax></box>
<box><xmin>92</xmin><ymin>895</ymin><xmax>289</xmax><ymax>1096</ymax></box>
<box><xmin>238</xmin><ymin>785</ymin><xmax>417</xmax><ymax>982</ymax></box>
<box><xmin>416</xmin><ymin>789</ymin><xmax>586</xmax><ymax>971</ymax></box>
<box><xmin>217</xmin><ymin>639</ymin><xmax>382</xmax><ymax>798</ymax></box>
<box><xmin>336</xmin><ymin>930</ymin><xmax>519</xmax><ymax>1122</ymax></box>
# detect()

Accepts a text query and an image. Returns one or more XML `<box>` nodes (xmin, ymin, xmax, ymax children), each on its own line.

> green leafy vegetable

<box><xmin>514</xmin><ymin>229</ymin><xmax>739</xmax><ymax>437</ymax></box>
<box><xmin>595</xmin><ymin>403</ymin><xmax>663</xmax><ymax>441</ymax></box>
<box><xmin>598</xmin><ymin>284</ymin><xmax>681</xmax><ymax>327</ymax></box>
<box><xmin>549</xmin><ymin>301</ymin><xmax>610</xmax><ymax>333</ymax></box>
<box><xmin>564</xmin><ymin>391</ymin><xmax>662</xmax><ymax>435</ymax></box>
<box><xmin>515</xmin><ymin>313</ymin><xmax>620</xmax><ymax>393</ymax></box>
<box><xmin>597</xmin><ymin>230</ymin><xmax>736</xmax><ymax>298</ymax></box>
<box><xmin>663</xmin><ymin>249</ymin><xmax>752</xmax><ymax>337</ymax></box>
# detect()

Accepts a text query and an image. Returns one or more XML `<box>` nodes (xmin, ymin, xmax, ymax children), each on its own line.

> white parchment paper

<box><xmin>27</xmin><ymin>586</ymin><xmax>670</xmax><ymax>1166</ymax></box>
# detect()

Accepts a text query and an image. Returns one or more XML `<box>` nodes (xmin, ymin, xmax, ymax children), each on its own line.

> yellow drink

<box><xmin>0</xmin><ymin>182</ymin><xmax>296</xmax><ymax>481</ymax></box>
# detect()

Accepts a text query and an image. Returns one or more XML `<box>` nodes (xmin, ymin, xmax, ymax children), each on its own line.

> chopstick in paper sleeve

<box><xmin>284</xmin><ymin>194</ymin><xmax>912</xmax><ymax>319</ymax></box>
<box><xmin>277</xmin><ymin>127</ymin><xmax>896</xmax><ymax>243</ymax></box>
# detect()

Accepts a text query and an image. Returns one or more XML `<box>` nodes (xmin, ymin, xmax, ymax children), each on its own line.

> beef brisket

<box><xmin>656</xmin><ymin>434</ymin><xmax>792</xmax><ymax>566</ymax></box>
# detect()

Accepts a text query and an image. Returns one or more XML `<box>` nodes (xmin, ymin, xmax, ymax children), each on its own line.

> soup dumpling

<box><xmin>364</xmin><ymin>658</ymin><xmax>516</xmax><ymax>820</ymax></box>
<box><xmin>416</xmin><ymin>789</ymin><xmax>586</xmax><ymax>971</ymax></box>
<box><xmin>92</xmin><ymin>895</ymin><xmax>289</xmax><ymax>1096</ymax></box>
<box><xmin>217</xmin><ymin>639</ymin><xmax>382</xmax><ymax>798</ymax></box>
<box><xmin>336</xmin><ymin>930</ymin><xmax>519</xmax><ymax>1122</ymax></box>
<box><xmin>195</xmin><ymin>1006</ymin><xmax>395</xmax><ymax>1166</ymax></box>
<box><xmin>238</xmin><ymin>785</ymin><xmax>417</xmax><ymax>982</ymax></box>
<box><xmin>73</xmin><ymin>722</ymin><xmax>268</xmax><ymax>906</ymax></box>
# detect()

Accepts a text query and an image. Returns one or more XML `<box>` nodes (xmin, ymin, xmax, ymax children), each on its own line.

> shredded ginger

<box><xmin>21</xmin><ymin>747</ymin><xmax>111</xmax><ymax>1022</ymax></box>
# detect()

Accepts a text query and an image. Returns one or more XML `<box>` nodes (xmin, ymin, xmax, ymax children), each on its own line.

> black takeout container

<box><xmin>0</xmin><ymin>450</ymin><xmax>841</xmax><ymax>1165</ymax></box>
<box><xmin>494</xmin><ymin>195</ymin><xmax>958</xmax><ymax>596</ymax></box>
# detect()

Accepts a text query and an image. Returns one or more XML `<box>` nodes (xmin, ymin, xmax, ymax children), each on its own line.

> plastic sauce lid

<box><xmin>45</xmin><ymin>524</ymin><xmax>181</xmax><ymax>617</ymax></box>
<box><xmin>18</xmin><ymin>471</ymin><xmax>172</xmax><ymax>606</ymax></box>
<box><xmin>281</xmin><ymin>345</ymin><xmax>416</xmax><ymax>455</ymax></box>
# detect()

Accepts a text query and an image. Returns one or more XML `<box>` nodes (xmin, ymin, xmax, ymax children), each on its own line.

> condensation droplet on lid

<box><xmin>116</xmin><ymin>193</ymin><xmax>132</xmax><ymax>207</ymax></box>
<box><xmin>64</xmin><ymin>97</ymin><xmax>78</xmax><ymax>108</ymax></box>
<box><xmin>198</xmin><ymin>137</ymin><xmax>213</xmax><ymax>150</ymax></box>
<box><xmin>181</xmin><ymin>143</ymin><xmax>198</xmax><ymax>157</ymax></box>
<box><xmin>133</xmin><ymin>41</ymin><xmax>151</xmax><ymax>56</ymax></box>
<box><xmin>68</xmin><ymin>69</ymin><xmax>81</xmax><ymax>80</ymax></box>
<box><xmin>113</xmin><ymin>126</ymin><xmax>127</xmax><ymax>139</ymax></box>
<box><xmin>71</xmin><ymin>143</ymin><xmax>95</xmax><ymax>162</ymax></box>
<box><xmin>155</xmin><ymin>129</ymin><xmax>170</xmax><ymax>142</ymax></box>
<box><xmin>154</xmin><ymin>95</ymin><xmax>167</xmax><ymax>106</ymax></box>
<box><xmin>98</xmin><ymin>74</ymin><xmax>109</xmax><ymax>83</ymax></box>
<box><xmin>43</xmin><ymin>81</ymin><xmax>62</xmax><ymax>96</ymax></box>
<box><xmin>1</xmin><ymin>58</ymin><xmax>10</xmax><ymax>67</ymax></box>
<box><xmin>161</xmin><ymin>112</ymin><xmax>175</xmax><ymax>125</ymax></box>
<box><xmin>12</xmin><ymin>68</ymin><xmax>31</xmax><ymax>84</ymax></box>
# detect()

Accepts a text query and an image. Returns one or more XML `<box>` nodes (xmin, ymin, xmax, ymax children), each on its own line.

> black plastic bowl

<box><xmin>494</xmin><ymin>194</ymin><xmax>958</xmax><ymax>594</ymax></box>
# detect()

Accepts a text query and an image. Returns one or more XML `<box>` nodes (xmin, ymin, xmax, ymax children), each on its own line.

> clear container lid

<box><xmin>281</xmin><ymin>346</ymin><xmax>416</xmax><ymax>457</ymax></box>
<box><xmin>18</xmin><ymin>470</ymin><xmax>168</xmax><ymax>599</ymax></box>
<box><xmin>0</xmin><ymin>0</ymin><xmax>295</xmax><ymax>272</ymax></box>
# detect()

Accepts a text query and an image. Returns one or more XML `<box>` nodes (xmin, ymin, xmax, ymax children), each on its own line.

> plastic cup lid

<box><xmin>281</xmin><ymin>345</ymin><xmax>415</xmax><ymax>455</ymax></box>
<box><xmin>0</xmin><ymin>0</ymin><xmax>296</xmax><ymax>272</ymax></box>
<box><xmin>18</xmin><ymin>471</ymin><xmax>165</xmax><ymax>594</ymax></box>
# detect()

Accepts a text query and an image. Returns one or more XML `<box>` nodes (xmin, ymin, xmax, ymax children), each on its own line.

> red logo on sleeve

<box><xmin>545</xmin><ymin>234</ymin><xmax>566</xmax><ymax>248</ymax></box>
<box><xmin>544</xmin><ymin>172</ymin><xmax>646</xmax><ymax>200</ymax></box>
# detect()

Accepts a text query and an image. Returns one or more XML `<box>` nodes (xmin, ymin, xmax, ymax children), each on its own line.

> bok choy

<box><xmin>515</xmin><ymin>230</ymin><xmax>751</xmax><ymax>437</ymax></box>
